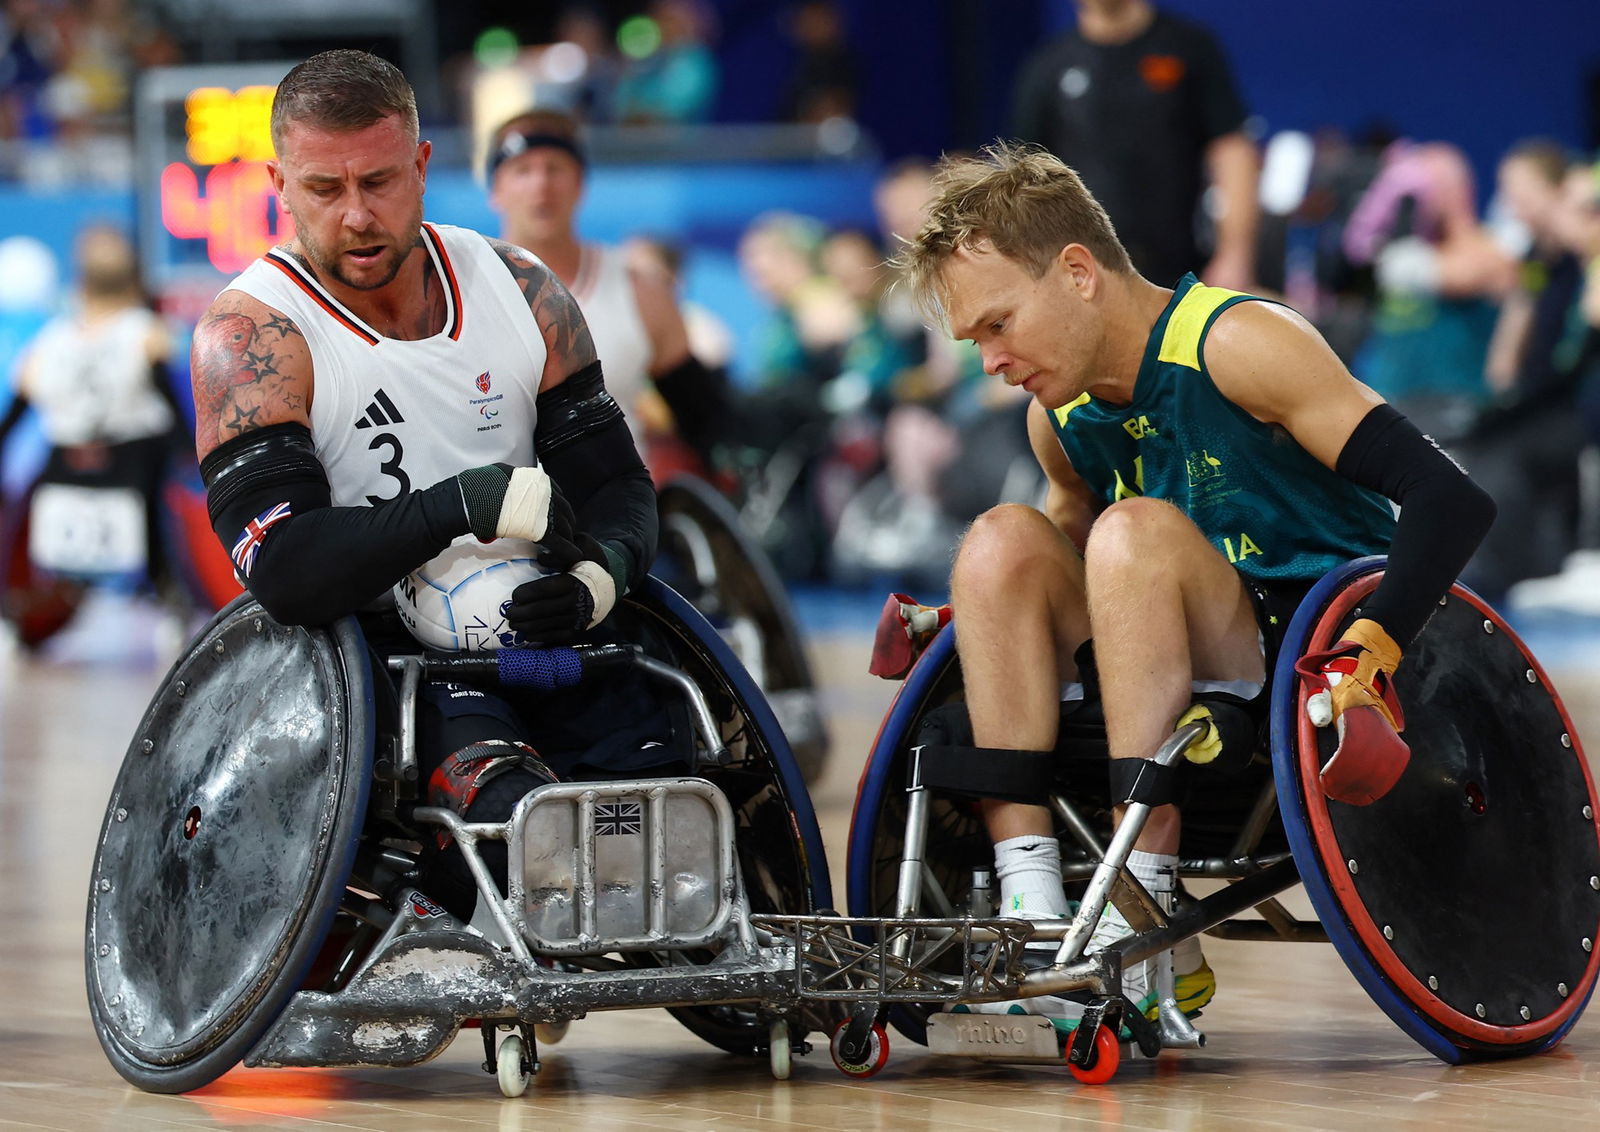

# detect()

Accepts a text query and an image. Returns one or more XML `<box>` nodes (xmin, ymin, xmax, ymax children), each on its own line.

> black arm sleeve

<box><xmin>0</xmin><ymin>392</ymin><xmax>29</xmax><ymax>454</ymax></box>
<box><xmin>202</xmin><ymin>423</ymin><xmax>470</xmax><ymax>626</ymax></box>
<box><xmin>1335</xmin><ymin>403</ymin><xmax>1497</xmax><ymax>648</ymax></box>
<box><xmin>536</xmin><ymin>361</ymin><xmax>658</xmax><ymax>593</ymax></box>
<box><xmin>652</xmin><ymin>353</ymin><xmax>735</xmax><ymax>462</ymax></box>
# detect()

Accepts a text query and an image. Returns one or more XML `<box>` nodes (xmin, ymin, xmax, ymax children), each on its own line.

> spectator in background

<box><xmin>1342</xmin><ymin>141</ymin><xmax>1516</xmax><ymax>440</ymax></box>
<box><xmin>613</xmin><ymin>0</ymin><xmax>718</xmax><ymax>125</ymax></box>
<box><xmin>485</xmin><ymin>108</ymin><xmax>731</xmax><ymax>475</ymax></box>
<box><xmin>1482</xmin><ymin>140</ymin><xmax>1582</xmax><ymax>396</ymax></box>
<box><xmin>1010</xmin><ymin>0</ymin><xmax>1259</xmax><ymax>292</ymax></box>
<box><xmin>1568</xmin><ymin>159</ymin><xmax>1600</xmax><ymax>441</ymax></box>
<box><xmin>780</xmin><ymin>0</ymin><xmax>857</xmax><ymax>124</ymax></box>
<box><xmin>0</xmin><ymin>0</ymin><xmax>60</xmax><ymax>153</ymax></box>
<box><xmin>553</xmin><ymin>3</ymin><xmax>624</xmax><ymax>124</ymax></box>
<box><xmin>1455</xmin><ymin>141</ymin><xmax>1584</xmax><ymax>605</ymax></box>
<box><xmin>737</xmin><ymin>210</ymin><xmax>847</xmax><ymax>400</ymax></box>
<box><xmin>0</xmin><ymin>223</ymin><xmax>182</xmax><ymax>594</ymax></box>
<box><xmin>1495</xmin><ymin>156</ymin><xmax>1600</xmax><ymax>611</ymax></box>
<box><xmin>828</xmin><ymin>157</ymin><xmax>1034</xmax><ymax>588</ymax></box>
<box><xmin>817</xmin><ymin>226</ymin><xmax>907</xmax><ymax>417</ymax></box>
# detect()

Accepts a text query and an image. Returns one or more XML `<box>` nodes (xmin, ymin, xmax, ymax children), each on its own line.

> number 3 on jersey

<box><xmin>366</xmin><ymin>432</ymin><xmax>411</xmax><ymax>504</ymax></box>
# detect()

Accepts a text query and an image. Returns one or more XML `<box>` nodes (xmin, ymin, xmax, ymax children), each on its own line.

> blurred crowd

<box><xmin>2</xmin><ymin>0</ymin><xmax>1600</xmax><ymax>625</ymax></box>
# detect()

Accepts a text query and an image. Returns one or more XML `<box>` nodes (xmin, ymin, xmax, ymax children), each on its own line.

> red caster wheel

<box><xmin>829</xmin><ymin>1018</ymin><xmax>889</xmax><ymax>1078</ymax></box>
<box><xmin>1067</xmin><ymin>1023</ymin><xmax>1121</xmax><ymax>1085</ymax></box>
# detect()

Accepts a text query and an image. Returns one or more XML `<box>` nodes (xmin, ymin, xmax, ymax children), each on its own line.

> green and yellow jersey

<box><xmin>1049</xmin><ymin>274</ymin><xmax>1394</xmax><ymax>582</ymax></box>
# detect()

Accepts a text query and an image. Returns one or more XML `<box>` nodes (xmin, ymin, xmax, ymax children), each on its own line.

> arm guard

<box><xmin>201</xmin><ymin>423</ymin><xmax>470</xmax><ymax>625</ymax></box>
<box><xmin>535</xmin><ymin>361</ymin><xmax>658</xmax><ymax>596</ymax></box>
<box><xmin>1336</xmin><ymin>403</ymin><xmax>1497</xmax><ymax>647</ymax></box>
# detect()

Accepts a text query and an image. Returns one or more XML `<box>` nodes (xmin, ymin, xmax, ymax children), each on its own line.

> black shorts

<box><xmin>1241</xmin><ymin>575</ymin><xmax>1318</xmax><ymax>707</ymax></box>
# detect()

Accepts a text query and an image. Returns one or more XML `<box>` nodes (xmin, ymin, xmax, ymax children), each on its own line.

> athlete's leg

<box><xmin>414</xmin><ymin>682</ymin><xmax>556</xmax><ymax>922</ymax></box>
<box><xmin>1082</xmin><ymin>497</ymin><xmax>1264</xmax><ymax>853</ymax></box>
<box><xmin>949</xmin><ymin>503</ymin><xmax>1091</xmax><ymax>843</ymax></box>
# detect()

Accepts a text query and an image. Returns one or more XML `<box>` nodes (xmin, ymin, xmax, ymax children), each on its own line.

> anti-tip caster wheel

<box><xmin>829</xmin><ymin>1018</ymin><xmax>889</xmax><ymax>1078</ymax></box>
<box><xmin>1066</xmin><ymin>1023</ymin><xmax>1121</xmax><ymax>1086</ymax></box>
<box><xmin>497</xmin><ymin>1033</ymin><xmax>532</xmax><ymax>1097</ymax></box>
<box><xmin>768</xmin><ymin>1018</ymin><xmax>792</xmax><ymax>1080</ymax></box>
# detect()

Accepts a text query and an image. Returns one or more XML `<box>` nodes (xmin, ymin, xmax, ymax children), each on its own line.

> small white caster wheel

<box><xmin>497</xmin><ymin>1034</ymin><xmax>531</xmax><ymax>1097</ymax></box>
<box><xmin>535</xmin><ymin>1021</ymin><xmax>570</xmax><ymax>1046</ymax></box>
<box><xmin>768</xmin><ymin>1018</ymin><xmax>792</xmax><ymax>1080</ymax></box>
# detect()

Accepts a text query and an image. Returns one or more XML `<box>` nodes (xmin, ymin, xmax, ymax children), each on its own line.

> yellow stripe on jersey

<box><xmin>1157</xmin><ymin>283</ymin><xmax>1248</xmax><ymax>372</ymax></box>
<box><xmin>1052</xmin><ymin>392</ymin><xmax>1092</xmax><ymax>427</ymax></box>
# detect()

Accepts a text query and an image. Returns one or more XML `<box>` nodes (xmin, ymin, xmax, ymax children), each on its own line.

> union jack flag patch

<box><xmin>594</xmin><ymin>800</ymin><xmax>643</xmax><ymax>836</ymax></box>
<box><xmin>231</xmin><ymin>502</ymin><xmax>293</xmax><ymax>578</ymax></box>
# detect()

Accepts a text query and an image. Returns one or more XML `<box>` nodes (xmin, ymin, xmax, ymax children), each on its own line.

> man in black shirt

<box><xmin>1011</xmin><ymin>0</ymin><xmax>1258</xmax><ymax>291</ymax></box>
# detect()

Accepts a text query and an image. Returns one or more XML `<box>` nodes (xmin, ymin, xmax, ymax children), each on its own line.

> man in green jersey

<box><xmin>894</xmin><ymin>141</ymin><xmax>1495</xmax><ymax>1028</ymax></box>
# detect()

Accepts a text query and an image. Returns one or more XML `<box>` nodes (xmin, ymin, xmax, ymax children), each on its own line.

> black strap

<box><xmin>1108</xmin><ymin>757</ymin><xmax>1182</xmax><ymax>807</ymax></box>
<box><xmin>915</xmin><ymin>744</ymin><xmax>1056</xmax><ymax>804</ymax></box>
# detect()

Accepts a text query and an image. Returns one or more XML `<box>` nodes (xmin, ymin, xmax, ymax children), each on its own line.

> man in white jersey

<box><xmin>190</xmin><ymin>50</ymin><xmax>659</xmax><ymax>921</ymax></box>
<box><xmin>1</xmin><ymin>224</ymin><xmax>183</xmax><ymax>593</ymax></box>
<box><xmin>484</xmin><ymin>107</ymin><xmax>731</xmax><ymax>470</ymax></box>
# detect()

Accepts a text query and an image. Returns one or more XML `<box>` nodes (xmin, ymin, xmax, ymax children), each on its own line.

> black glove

<box><xmin>453</xmin><ymin>463</ymin><xmax>573</xmax><ymax>543</ymax></box>
<box><xmin>504</xmin><ymin>529</ymin><xmax>618</xmax><ymax>643</ymax></box>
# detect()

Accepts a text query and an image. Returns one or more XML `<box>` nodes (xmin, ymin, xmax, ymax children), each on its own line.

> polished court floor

<box><xmin>4</xmin><ymin>590</ymin><xmax>1600</xmax><ymax>1130</ymax></box>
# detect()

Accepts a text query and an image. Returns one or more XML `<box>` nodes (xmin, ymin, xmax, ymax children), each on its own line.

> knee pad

<box><xmin>426</xmin><ymin>740</ymin><xmax>558</xmax><ymax>847</ymax></box>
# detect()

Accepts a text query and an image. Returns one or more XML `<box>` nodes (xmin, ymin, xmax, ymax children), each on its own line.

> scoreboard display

<box><xmin>134</xmin><ymin>63</ymin><xmax>296</xmax><ymax>323</ymax></box>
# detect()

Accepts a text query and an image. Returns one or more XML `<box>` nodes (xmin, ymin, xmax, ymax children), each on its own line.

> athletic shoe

<box><xmin>948</xmin><ymin>906</ymin><xmax>1215</xmax><ymax>1034</ymax></box>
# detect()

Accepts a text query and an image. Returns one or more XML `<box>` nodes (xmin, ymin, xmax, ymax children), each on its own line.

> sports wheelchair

<box><xmin>777</xmin><ymin>558</ymin><xmax>1600</xmax><ymax>1083</ymax></box>
<box><xmin>86</xmin><ymin>576</ymin><xmax>840</xmax><ymax>1096</ymax></box>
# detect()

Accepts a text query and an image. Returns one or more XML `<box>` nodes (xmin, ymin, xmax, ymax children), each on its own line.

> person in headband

<box><xmin>485</xmin><ymin>107</ymin><xmax>734</xmax><ymax>470</ymax></box>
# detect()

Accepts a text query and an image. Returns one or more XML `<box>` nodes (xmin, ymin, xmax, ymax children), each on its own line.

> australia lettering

<box><xmin>1222</xmin><ymin>532</ymin><xmax>1262</xmax><ymax>563</ymax></box>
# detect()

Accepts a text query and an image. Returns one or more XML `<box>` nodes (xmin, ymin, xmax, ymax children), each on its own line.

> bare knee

<box><xmin>1083</xmin><ymin>497</ymin><xmax>1191</xmax><ymax>577</ymax></box>
<box><xmin>951</xmin><ymin>504</ymin><xmax>1063</xmax><ymax>597</ymax></box>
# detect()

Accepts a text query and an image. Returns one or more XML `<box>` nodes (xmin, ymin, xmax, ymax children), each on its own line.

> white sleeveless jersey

<box><xmin>226</xmin><ymin>223</ymin><xmax>550</xmax><ymax>602</ymax></box>
<box><xmin>225</xmin><ymin>223</ymin><xmax>547</xmax><ymax>507</ymax></box>
<box><xmin>24</xmin><ymin>306</ymin><xmax>173</xmax><ymax>446</ymax></box>
<box><xmin>569</xmin><ymin>243</ymin><xmax>650</xmax><ymax>443</ymax></box>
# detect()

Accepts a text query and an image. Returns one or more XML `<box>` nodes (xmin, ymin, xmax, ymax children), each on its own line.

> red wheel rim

<box><xmin>1296</xmin><ymin>574</ymin><xmax>1600</xmax><ymax>1044</ymax></box>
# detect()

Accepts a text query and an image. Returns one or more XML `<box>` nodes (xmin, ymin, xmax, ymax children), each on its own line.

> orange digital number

<box><xmin>160</xmin><ymin>161</ymin><xmax>294</xmax><ymax>272</ymax></box>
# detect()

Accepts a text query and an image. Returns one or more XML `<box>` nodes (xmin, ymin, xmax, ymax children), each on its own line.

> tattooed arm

<box><xmin>487</xmin><ymin>239</ymin><xmax>599</xmax><ymax>394</ymax></box>
<box><xmin>191</xmin><ymin>291</ymin><xmax>313</xmax><ymax>462</ymax></box>
<box><xmin>190</xmin><ymin>289</ymin><xmax>504</xmax><ymax>626</ymax></box>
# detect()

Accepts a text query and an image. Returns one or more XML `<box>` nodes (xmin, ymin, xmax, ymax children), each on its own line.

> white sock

<box><xmin>1126</xmin><ymin>850</ymin><xmax>1204</xmax><ymax>973</ymax></box>
<box><xmin>1126</xmin><ymin>849</ymin><xmax>1176</xmax><ymax>895</ymax></box>
<box><xmin>994</xmin><ymin>835</ymin><xmax>1069</xmax><ymax>919</ymax></box>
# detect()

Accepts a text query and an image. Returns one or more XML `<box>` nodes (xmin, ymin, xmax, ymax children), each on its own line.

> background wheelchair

<box><xmin>655</xmin><ymin>473</ymin><xmax>829</xmax><ymax>783</ymax></box>
<box><xmin>85</xmin><ymin>575</ymin><xmax>839</xmax><ymax>1096</ymax></box>
<box><xmin>830</xmin><ymin>557</ymin><xmax>1600</xmax><ymax>1083</ymax></box>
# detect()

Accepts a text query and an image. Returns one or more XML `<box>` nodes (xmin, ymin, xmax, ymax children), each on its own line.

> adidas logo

<box><xmin>354</xmin><ymin>389</ymin><xmax>405</xmax><ymax>429</ymax></box>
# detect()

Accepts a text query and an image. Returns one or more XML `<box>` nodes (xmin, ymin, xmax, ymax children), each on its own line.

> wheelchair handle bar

<box><xmin>416</xmin><ymin>642</ymin><xmax>641</xmax><ymax>690</ymax></box>
<box><xmin>384</xmin><ymin>645</ymin><xmax>731</xmax><ymax>797</ymax></box>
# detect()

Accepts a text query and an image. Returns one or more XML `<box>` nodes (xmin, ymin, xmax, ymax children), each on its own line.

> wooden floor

<box><xmin>4</xmin><ymin>594</ymin><xmax>1600</xmax><ymax>1130</ymax></box>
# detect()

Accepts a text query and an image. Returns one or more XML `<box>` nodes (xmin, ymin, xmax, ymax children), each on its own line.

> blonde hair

<box><xmin>893</xmin><ymin>140</ymin><xmax>1133</xmax><ymax>324</ymax></box>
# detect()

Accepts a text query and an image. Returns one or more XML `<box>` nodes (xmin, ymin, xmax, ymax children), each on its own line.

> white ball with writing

<box><xmin>393</xmin><ymin>537</ymin><xmax>546</xmax><ymax>651</ymax></box>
